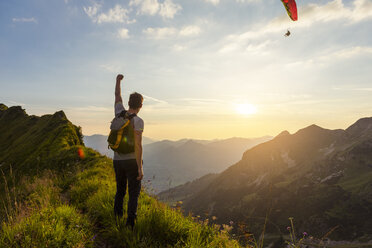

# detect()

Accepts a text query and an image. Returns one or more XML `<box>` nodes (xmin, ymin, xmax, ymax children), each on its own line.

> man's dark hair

<box><xmin>128</xmin><ymin>92</ymin><xmax>143</xmax><ymax>109</ymax></box>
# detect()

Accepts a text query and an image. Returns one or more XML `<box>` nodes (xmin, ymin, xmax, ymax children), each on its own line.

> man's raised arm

<box><xmin>115</xmin><ymin>74</ymin><xmax>124</xmax><ymax>103</ymax></box>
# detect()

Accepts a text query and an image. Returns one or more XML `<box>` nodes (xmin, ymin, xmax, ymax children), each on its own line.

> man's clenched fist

<box><xmin>116</xmin><ymin>74</ymin><xmax>124</xmax><ymax>81</ymax></box>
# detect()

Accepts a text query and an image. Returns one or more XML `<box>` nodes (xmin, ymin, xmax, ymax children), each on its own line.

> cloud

<box><xmin>130</xmin><ymin>0</ymin><xmax>159</xmax><ymax>15</ymax></box>
<box><xmin>203</xmin><ymin>0</ymin><xmax>260</xmax><ymax>5</ymax></box>
<box><xmin>83</xmin><ymin>4</ymin><xmax>100</xmax><ymax>19</ymax></box>
<box><xmin>173</xmin><ymin>44</ymin><xmax>187</xmax><ymax>51</ymax></box>
<box><xmin>118</xmin><ymin>28</ymin><xmax>130</xmax><ymax>39</ymax></box>
<box><xmin>159</xmin><ymin>0</ymin><xmax>182</xmax><ymax>18</ymax></box>
<box><xmin>130</xmin><ymin>0</ymin><xmax>181</xmax><ymax>19</ymax></box>
<box><xmin>353</xmin><ymin>88</ymin><xmax>372</xmax><ymax>91</ymax></box>
<box><xmin>3</xmin><ymin>100</ymin><xmax>26</xmax><ymax>106</ymax></box>
<box><xmin>70</xmin><ymin>106</ymin><xmax>111</xmax><ymax>112</ymax></box>
<box><xmin>12</xmin><ymin>17</ymin><xmax>37</xmax><ymax>23</ymax></box>
<box><xmin>204</xmin><ymin>0</ymin><xmax>220</xmax><ymax>5</ymax></box>
<box><xmin>176</xmin><ymin>98</ymin><xmax>226</xmax><ymax>104</ymax></box>
<box><xmin>285</xmin><ymin>46</ymin><xmax>372</xmax><ymax>68</ymax></box>
<box><xmin>142</xmin><ymin>94</ymin><xmax>168</xmax><ymax>104</ymax></box>
<box><xmin>97</xmin><ymin>5</ymin><xmax>130</xmax><ymax>23</ymax></box>
<box><xmin>333</xmin><ymin>46</ymin><xmax>372</xmax><ymax>59</ymax></box>
<box><xmin>353</xmin><ymin>0</ymin><xmax>372</xmax><ymax>22</ymax></box>
<box><xmin>318</xmin><ymin>46</ymin><xmax>372</xmax><ymax>65</ymax></box>
<box><xmin>236</xmin><ymin>0</ymin><xmax>261</xmax><ymax>3</ymax></box>
<box><xmin>84</xmin><ymin>4</ymin><xmax>133</xmax><ymax>24</ymax></box>
<box><xmin>100</xmin><ymin>64</ymin><xmax>122</xmax><ymax>73</ymax></box>
<box><xmin>179</xmin><ymin>25</ymin><xmax>201</xmax><ymax>36</ymax></box>
<box><xmin>143</xmin><ymin>27</ymin><xmax>177</xmax><ymax>39</ymax></box>
<box><xmin>219</xmin><ymin>39</ymin><xmax>273</xmax><ymax>54</ymax></box>
<box><xmin>244</xmin><ymin>40</ymin><xmax>273</xmax><ymax>54</ymax></box>
<box><xmin>141</xmin><ymin>97</ymin><xmax>233</xmax><ymax>117</ymax></box>
<box><xmin>144</xmin><ymin>25</ymin><xmax>202</xmax><ymax>39</ymax></box>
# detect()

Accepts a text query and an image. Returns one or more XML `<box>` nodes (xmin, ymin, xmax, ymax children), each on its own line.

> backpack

<box><xmin>107</xmin><ymin>110</ymin><xmax>137</xmax><ymax>154</ymax></box>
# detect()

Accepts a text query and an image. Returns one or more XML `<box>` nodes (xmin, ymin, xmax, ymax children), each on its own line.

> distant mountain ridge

<box><xmin>159</xmin><ymin>117</ymin><xmax>372</xmax><ymax>241</ymax></box>
<box><xmin>84</xmin><ymin>134</ymin><xmax>272</xmax><ymax>192</ymax></box>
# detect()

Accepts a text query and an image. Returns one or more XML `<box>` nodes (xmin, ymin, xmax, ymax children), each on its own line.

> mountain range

<box><xmin>84</xmin><ymin>134</ymin><xmax>272</xmax><ymax>192</ymax></box>
<box><xmin>159</xmin><ymin>118</ymin><xmax>372</xmax><ymax>241</ymax></box>
<box><xmin>2</xmin><ymin>103</ymin><xmax>371</xmax><ymax>245</ymax></box>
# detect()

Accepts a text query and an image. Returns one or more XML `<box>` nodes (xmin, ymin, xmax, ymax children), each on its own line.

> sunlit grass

<box><xmin>0</xmin><ymin>205</ymin><xmax>93</xmax><ymax>248</ymax></box>
<box><xmin>1</xmin><ymin>144</ymin><xmax>246</xmax><ymax>247</ymax></box>
<box><xmin>69</xmin><ymin>153</ymin><xmax>243</xmax><ymax>247</ymax></box>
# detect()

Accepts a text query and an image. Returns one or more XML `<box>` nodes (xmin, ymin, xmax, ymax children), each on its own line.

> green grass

<box><xmin>67</xmin><ymin>152</ymin><xmax>242</xmax><ymax>247</ymax></box>
<box><xmin>242</xmin><ymin>193</ymin><xmax>257</xmax><ymax>203</ymax></box>
<box><xmin>338</xmin><ymin>168</ymin><xmax>372</xmax><ymax>193</ymax></box>
<box><xmin>0</xmin><ymin>165</ymin><xmax>93</xmax><ymax>248</ymax></box>
<box><xmin>0</xmin><ymin>205</ymin><xmax>93</xmax><ymax>248</ymax></box>
<box><xmin>1</xmin><ymin>136</ymin><xmax>244</xmax><ymax>248</ymax></box>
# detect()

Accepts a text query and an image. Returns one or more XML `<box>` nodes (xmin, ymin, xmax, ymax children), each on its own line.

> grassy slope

<box><xmin>0</xmin><ymin>105</ymin><xmax>242</xmax><ymax>248</ymax></box>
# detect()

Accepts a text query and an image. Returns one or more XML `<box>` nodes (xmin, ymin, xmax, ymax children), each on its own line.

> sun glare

<box><xmin>235</xmin><ymin>103</ymin><xmax>257</xmax><ymax>116</ymax></box>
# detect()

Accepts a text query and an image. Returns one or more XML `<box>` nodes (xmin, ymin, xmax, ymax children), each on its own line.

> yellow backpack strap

<box><xmin>111</xmin><ymin>120</ymin><xmax>130</xmax><ymax>149</ymax></box>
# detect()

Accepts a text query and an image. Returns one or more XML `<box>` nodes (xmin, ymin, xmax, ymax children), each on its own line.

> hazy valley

<box><xmin>84</xmin><ymin>134</ymin><xmax>272</xmax><ymax>192</ymax></box>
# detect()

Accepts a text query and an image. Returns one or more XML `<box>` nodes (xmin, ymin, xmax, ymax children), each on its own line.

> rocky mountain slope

<box><xmin>160</xmin><ymin>118</ymin><xmax>372</xmax><ymax>241</ymax></box>
<box><xmin>0</xmin><ymin>104</ymin><xmax>83</xmax><ymax>176</ymax></box>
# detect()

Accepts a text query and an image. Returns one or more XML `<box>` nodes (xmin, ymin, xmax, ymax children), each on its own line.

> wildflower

<box><xmin>214</xmin><ymin>224</ymin><xmax>221</xmax><ymax>230</ymax></box>
<box><xmin>287</xmin><ymin>226</ymin><xmax>291</xmax><ymax>230</ymax></box>
<box><xmin>204</xmin><ymin>219</ymin><xmax>209</xmax><ymax>225</ymax></box>
<box><xmin>229</xmin><ymin>221</ymin><xmax>234</xmax><ymax>225</ymax></box>
<box><xmin>303</xmin><ymin>232</ymin><xmax>308</xmax><ymax>236</ymax></box>
<box><xmin>91</xmin><ymin>234</ymin><xmax>97</xmax><ymax>241</ymax></box>
<box><xmin>222</xmin><ymin>224</ymin><xmax>233</xmax><ymax>232</ymax></box>
<box><xmin>212</xmin><ymin>216</ymin><xmax>217</xmax><ymax>220</ymax></box>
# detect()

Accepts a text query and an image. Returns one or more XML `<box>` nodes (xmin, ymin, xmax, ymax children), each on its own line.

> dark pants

<box><xmin>113</xmin><ymin>159</ymin><xmax>141</xmax><ymax>227</ymax></box>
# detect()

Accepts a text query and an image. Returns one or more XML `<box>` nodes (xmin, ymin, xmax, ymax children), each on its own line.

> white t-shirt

<box><xmin>113</xmin><ymin>102</ymin><xmax>144</xmax><ymax>160</ymax></box>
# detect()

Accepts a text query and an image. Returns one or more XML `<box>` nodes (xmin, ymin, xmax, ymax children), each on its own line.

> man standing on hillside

<box><xmin>113</xmin><ymin>74</ymin><xmax>144</xmax><ymax>229</ymax></box>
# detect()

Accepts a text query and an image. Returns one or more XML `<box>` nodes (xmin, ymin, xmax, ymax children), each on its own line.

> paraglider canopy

<box><xmin>281</xmin><ymin>0</ymin><xmax>298</xmax><ymax>21</ymax></box>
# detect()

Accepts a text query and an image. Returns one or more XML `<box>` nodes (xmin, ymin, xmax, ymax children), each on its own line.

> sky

<box><xmin>1</xmin><ymin>0</ymin><xmax>372</xmax><ymax>140</ymax></box>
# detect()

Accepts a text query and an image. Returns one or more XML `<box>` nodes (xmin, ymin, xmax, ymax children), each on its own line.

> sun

<box><xmin>235</xmin><ymin>103</ymin><xmax>257</xmax><ymax>116</ymax></box>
